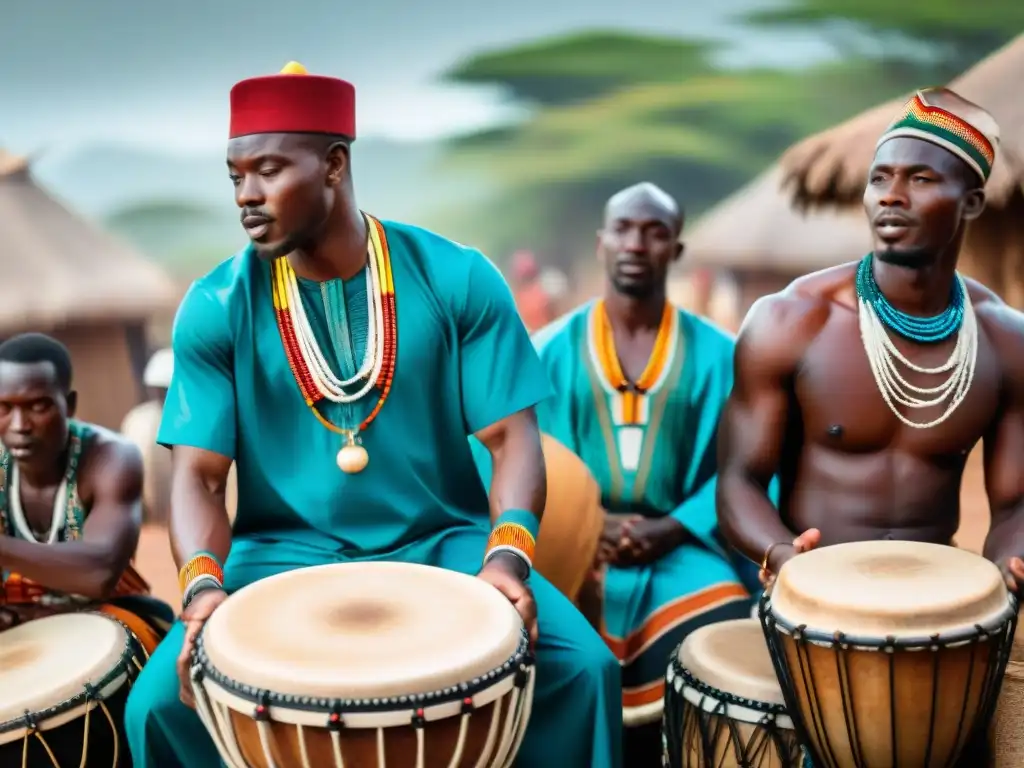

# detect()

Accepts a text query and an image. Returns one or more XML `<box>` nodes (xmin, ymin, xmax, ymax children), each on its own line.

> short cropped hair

<box><xmin>0</xmin><ymin>333</ymin><xmax>73</xmax><ymax>392</ymax></box>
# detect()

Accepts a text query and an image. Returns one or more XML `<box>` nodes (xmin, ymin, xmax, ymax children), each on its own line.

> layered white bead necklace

<box><xmin>856</xmin><ymin>256</ymin><xmax>977</xmax><ymax>429</ymax></box>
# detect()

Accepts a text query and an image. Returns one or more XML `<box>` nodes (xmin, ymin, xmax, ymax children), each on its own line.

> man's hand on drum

<box><xmin>998</xmin><ymin>555</ymin><xmax>1024</xmax><ymax>595</ymax></box>
<box><xmin>759</xmin><ymin>529</ymin><xmax>822</xmax><ymax>587</ymax></box>
<box><xmin>616</xmin><ymin>516</ymin><xmax>687</xmax><ymax>566</ymax></box>
<box><xmin>177</xmin><ymin>588</ymin><xmax>228</xmax><ymax>708</ymax></box>
<box><xmin>479</xmin><ymin>553</ymin><xmax>538</xmax><ymax>648</ymax></box>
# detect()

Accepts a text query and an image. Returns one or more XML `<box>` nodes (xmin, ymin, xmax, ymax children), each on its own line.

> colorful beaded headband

<box><xmin>877</xmin><ymin>91</ymin><xmax>996</xmax><ymax>182</ymax></box>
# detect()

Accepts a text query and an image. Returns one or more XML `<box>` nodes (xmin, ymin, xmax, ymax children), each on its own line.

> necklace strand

<box><xmin>857</xmin><ymin>269</ymin><xmax>977</xmax><ymax>429</ymax></box>
<box><xmin>9</xmin><ymin>463</ymin><xmax>69</xmax><ymax>545</ymax></box>
<box><xmin>271</xmin><ymin>214</ymin><xmax>397</xmax><ymax>436</ymax></box>
<box><xmin>856</xmin><ymin>254</ymin><xmax>965</xmax><ymax>343</ymax></box>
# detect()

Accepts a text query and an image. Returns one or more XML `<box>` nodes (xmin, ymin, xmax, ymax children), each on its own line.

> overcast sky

<box><xmin>2</xmin><ymin>0</ymin><xmax>834</xmax><ymax>156</ymax></box>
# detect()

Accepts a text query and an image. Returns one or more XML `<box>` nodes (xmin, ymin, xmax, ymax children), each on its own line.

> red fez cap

<box><xmin>229</xmin><ymin>62</ymin><xmax>356</xmax><ymax>140</ymax></box>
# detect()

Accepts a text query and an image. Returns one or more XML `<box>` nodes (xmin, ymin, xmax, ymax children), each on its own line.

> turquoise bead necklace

<box><xmin>855</xmin><ymin>254</ymin><xmax>964</xmax><ymax>343</ymax></box>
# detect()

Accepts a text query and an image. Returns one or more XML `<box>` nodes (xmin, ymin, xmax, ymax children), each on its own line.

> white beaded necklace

<box><xmin>8</xmin><ymin>463</ymin><xmax>68</xmax><ymax>545</ymax></box>
<box><xmin>858</xmin><ymin>274</ymin><xmax>978</xmax><ymax>429</ymax></box>
<box><xmin>283</xmin><ymin>238</ymin><xmax>386</xmax><ymax>404</ymax></box>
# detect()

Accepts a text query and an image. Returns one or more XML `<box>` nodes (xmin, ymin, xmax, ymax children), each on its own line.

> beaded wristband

<box><xmin>178</xmin><ymin>551</ymin><xmax>224</xmax><ymax>598</ymax></box>
<box><xmin>182</xmin><ymin>575</ymin><xmax>223</xmax><ymax>610</ymax></box>
<box><xmin>484</xmin><ymin>510</ymin><xmax>540</xmax><ymax>570</ymax></box>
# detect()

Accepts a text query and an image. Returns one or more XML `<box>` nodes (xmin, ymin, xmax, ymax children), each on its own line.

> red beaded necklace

<box><xmin>270</xmin><ymin>214</ymin><xmax>397</xmax><ymax>472</ymax></box>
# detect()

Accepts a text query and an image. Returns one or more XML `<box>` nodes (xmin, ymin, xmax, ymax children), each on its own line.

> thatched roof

<box><xmin>0</xmin><ymin>153</ymin><xmax>178</xmax><ymax>333</ymax></box>
<box><xmin>780</xmin><ymin>35</ymin><xmax>1024</xmax><ymax>209</ymax></box>
<box><xmin>686</xmin><ymin>166</ymin><xmax>870</xmax><ymax>273</ymax></box>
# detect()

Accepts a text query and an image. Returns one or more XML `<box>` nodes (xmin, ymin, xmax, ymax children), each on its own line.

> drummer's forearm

<box><xmin>474</xmin><ymin>409</ymin><xmax>546</xmax><ymax>525</ymax></box>
<box><xmin>984</xmin><ymin>501</ymin><xmax>1024</xmax><ymax>564</ymax></box>
<box><xmin>170</xmin><ymin>480</ymin><xmax>232</xmax><ymax>569</ymax></box>
<box><xmin>717</xmin><ymin>471</ymin><xmax>796</xmax><ymax>566</ymax></box>
<box><xmin>0</xmin><ymin>537</ymin><xmax>120</xmax><ymax>599</ymax></box>
<box><xmin>168</xmin><ymin>449</ymin><xmax>233</xmax><ymax>572</ymax></box>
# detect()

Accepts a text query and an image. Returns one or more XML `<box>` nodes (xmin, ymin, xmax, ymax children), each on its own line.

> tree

<box><xmin>432</xmin><ymin>32</ymin><xmax>899</xmax><ymax>266</ymax></box>
<box><xmin>747</xmin><ymin>0</ymin><xmax>1024</xmax><ymax>84</ymax></box>
<box><xmin>446</xmin><ymin>31</ymin><xmax>716</xmax><ymax>107</ymax></box>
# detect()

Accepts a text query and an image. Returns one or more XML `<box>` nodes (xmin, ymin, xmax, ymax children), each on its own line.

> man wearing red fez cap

<box><xmin>124</xmin><ymin>63</ymin><xmax>622</xmax><ymax>768</ymax></box>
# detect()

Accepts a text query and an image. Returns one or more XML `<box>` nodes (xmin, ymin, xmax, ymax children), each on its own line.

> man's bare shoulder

<box><xmin>970</xmin><ymin>282</ymin><xmax>1024</xmax><ymax>379</ymax></box>
<box><xmin>79</xmin><ymin>425</ymin><xmax>144</xmax><ymax>491</ymax></box>
<box><xmin>741</xmin><ymin>262</ymin><xmax>855</xmax><ymax>344</ymax></box>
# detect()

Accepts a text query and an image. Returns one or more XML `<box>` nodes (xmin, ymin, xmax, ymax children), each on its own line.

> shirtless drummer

<box><xmin>718</xmin><ymin>88</ymin><xmax>1024</xmax><ymax>603</ymax></box>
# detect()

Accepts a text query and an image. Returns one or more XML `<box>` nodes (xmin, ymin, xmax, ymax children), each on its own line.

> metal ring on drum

<box><xmin>189</xmin><ymin>562</ymin><xmax>537</xmax><ymax>768</ymax></box>
<box><xmin>758</xmin><ymin>541</ymin><xmax>1018</xmax><ymax>768</ymax></box>
<box><xmin>662</xmin><ymin>618</ymin><xmax>804</xmax><ymax>768</ymax></box>
<box><xmin>0</xmin><ymin>612</ymin><xmax>142</xmax><ymax>768</ymax></box>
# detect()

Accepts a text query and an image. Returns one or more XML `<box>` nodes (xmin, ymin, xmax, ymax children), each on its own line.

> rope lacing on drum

<box><xmin>81</xmin><ymin>682</ymin><xmax>120</xmax><ymax>768</ymax></box>
<box><xmin>252</xmin><ymin>691</ymin><xmax>282</xmax><ymax>768</ymax></box>
<box><xmin>661</xmin><ymin>656</ymin><xmax>801</xmax><ymax>768</ymax></box>
<box><xmin>761</xmin><ymin>591</ymin><xmax>1019</xmax><ymax>768</ymax></box>
<box><xmin>18</xmin><ymin>710</ymin><xmax>59</xmax><ymax>768</ymax></box>
<box><xmin>189</xmin><ymin>626</ymin><xmax>537</xmax><ymax>768</ymax></box>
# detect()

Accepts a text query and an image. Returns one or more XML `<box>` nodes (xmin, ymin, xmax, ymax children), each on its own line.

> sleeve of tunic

<box><xmin>157</xmin><ymin>281</ymin><xmax>237</xmax><ymax>459</ymax></box>
<box><xmin>456</xmin><ymin>251</ymin><xmax>554</xmax><ymax>435</ymax></box>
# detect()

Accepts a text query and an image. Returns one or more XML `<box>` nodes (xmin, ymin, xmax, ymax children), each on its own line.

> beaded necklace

<box><xmin>855</xmin><ymin>254</ymin><xmax>977</xmax><ymax>429</ymax></box>
<box><xmin>271</xmin><ymin>214</ymin><xmax>397</xmax><ymax>472</ymax></box>
<box><xmin>855</xmin><ymin>254</ymin><xmax>964</xmax><ymax>343</ymax></box>
<box><xmin>1</xmin><ymin>423</ymin><xmax>87</xmax><ymax>603</ymax></box>
<box><xmin>592</xmin><ymin>299</ymin><xmax>673</xmax><ymax>424</ymax></box>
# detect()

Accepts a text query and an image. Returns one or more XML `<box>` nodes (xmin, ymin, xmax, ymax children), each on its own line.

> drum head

<box><xmin>201</xmin><ymin>562</ymin><xmax>524</xmax><ymax>701</ymax></box>
<box><xmin>771</xmin><ymin>541</ymin><xmax>1010</xmax><ymax>637</ymax></box>
<box><xmin>678</xmin><ymin>619</ymin><xmax>785</xmax><ymax>706</ymax></box>
<box><xmin>0</xmin><ymin>613</ymin><xmax>127</xmax><ymax>725</ymax></box>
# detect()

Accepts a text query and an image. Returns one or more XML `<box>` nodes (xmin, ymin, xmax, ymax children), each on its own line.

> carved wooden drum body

<box><xmin>190</xmin><ymin>562</ymin><xmax>535</xmax><ymax>768</ymax></box>
<box><xmin>663</xmin><ymin>618</ymin><xmax>803</xmax><ymax>768</ymax></box>
<box><xmin>0</xmin><ymin>612</ymin><xmax>141</xmax><ymax>767</ymax></box>
<box><xmin>534</xmin><ymin>434</ymin><xmax>603</xmax><ymax>603</ymax></box>
<box><xmin>760</xmin><ymin>541</ymin><xmax>1017</xmax><ymax>768</ymax></box>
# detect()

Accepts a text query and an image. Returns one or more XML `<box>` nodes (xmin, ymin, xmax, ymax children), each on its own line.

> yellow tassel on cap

<box><xmin>280</xmin><ymin>61</ymin><xmax>308</xmax><ymax>75</ymax></box>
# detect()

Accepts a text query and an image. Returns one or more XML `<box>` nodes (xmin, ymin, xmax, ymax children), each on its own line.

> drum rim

<box><xmin>666</xmin><ymin>653</ymin><xmax>790</xmax><ymax>718</ymax></box>
<box><xmin>0</xmin><ymin>616</ymin><xmax>136</xmax><ymax>736</ymax></box>
<box><xmin>191</xmin><ymin>626</ymin><xmax>534</xmax><ymax>715</ymax></box>
<box><xmin>760</xmin><ymin>592</ymin><xmax>1018</xmax><ymax>649</ymax></box>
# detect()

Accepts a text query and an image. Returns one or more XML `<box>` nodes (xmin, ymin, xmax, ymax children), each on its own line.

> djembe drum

<box><xmin>760</xmin><ymin>541</ymin><xmax>1017</xmax><ymax>768</ymax></box>
<box><xmin>190</xmin><ymin>562</ymin><xmax>535</xmax><ymax>767</ymax></box>
<box><xmin>534</xmin><ymin>434</ymin><xmax>603</xmax><ymax>602</ymax></box>
<box><xmin>663</xmin><ymin>618</ymin><xmax>803</xmax><ymax>768</ymax></box>
<box><xmin>0</xmin><ymin>613</ymin><xmax>141</xmax><ymax>767</ymax></box>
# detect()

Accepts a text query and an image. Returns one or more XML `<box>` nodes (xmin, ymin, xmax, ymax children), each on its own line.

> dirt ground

<box><xmin>133</xmin><ymin>449</ymin><xmax>993</xmax><ymax>616</ymax></box>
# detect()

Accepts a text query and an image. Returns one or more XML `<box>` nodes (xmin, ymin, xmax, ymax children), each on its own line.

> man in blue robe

<box><xmin>123</xmin><ymin>62</ymin><xmax>621</xmax><ymax>768</ymax></box>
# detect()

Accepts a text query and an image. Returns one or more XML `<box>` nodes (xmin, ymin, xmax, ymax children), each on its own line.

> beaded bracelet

<box><xmin>178</xmin><ymin>551</ymin><xmax>224</xmax><ymax>605</ymax></box>
<box><xmin>484</xmin><ymin>510</ymin><xmax>540</xmax><ymax>573</ymax></box>
<box><xmin>182</xmin><ymin>575</ymin><xmax>223</xmax><ymax>610</ymax></box>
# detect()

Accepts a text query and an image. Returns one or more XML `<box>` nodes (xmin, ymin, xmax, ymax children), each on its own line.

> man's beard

<box><xmin>610</xmin><ymin>275</ymin><xmax>657</xmax><ymax>298</ymax></box>
<box><xmin>253</xmin><ymin>232</ymin><xmax>307</xmax><ymax>261</ymax></box>
<box><xmin>873</xmin><ymin>245</ymin><xmax>935</xmax><ymax>269</ymax></box>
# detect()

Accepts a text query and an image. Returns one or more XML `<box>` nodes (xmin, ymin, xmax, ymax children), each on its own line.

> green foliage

<box><xmin>446</xmin><ymin>30</ymin><xmax>716</xmax><ymax>106</ymax></box>
<box><xmin>105</xmin><ymin>199</ymin><xmax>239</xmax><ymax>278</ymax></box>
<box><xmin>747</xmin><ymin>0</ymin><xmax>1024</xmax><ymax>79</ymax></box>
<box><xmin>435</xmin><ymin>32</ymin><xmax>901</xmax><ymax>264</ymax></box>
<box><xmin>433</xmin><ymin>13</ymin><xmax>1018</xmax><ymax>267</ymax></box>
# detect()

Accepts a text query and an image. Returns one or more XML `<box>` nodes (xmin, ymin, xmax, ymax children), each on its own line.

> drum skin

<box><xmin>534</xmin><ymin>434</ymin><xmax>603</xmax><ymax>603</ymax></box>
<box><xmin>763</xmin><ymin>541</ymin><xmax>1016</xmax><ymax>768</ymax></box>
<box><xmin>0</xmin><ymin>613</ymin><xmax>137</xmax><ymax>768</ymax></box>
<box><xmin>192</xmin><ymin>562</ymin><xmax>535</xmax><ymax>768</ymax></box>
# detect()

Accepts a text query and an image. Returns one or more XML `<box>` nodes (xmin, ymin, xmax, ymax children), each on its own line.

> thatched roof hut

<box><xmin>777</xmin><ymin>35</ymin><xmax>1024</xmax><ymax>304</ymax></box>
<box><xmin>683</xmin><ymin>167</ymin><xmax>870</xmax><ymax>318</ymax></box>
<box><xmin>0</xmin><ymin>151</ymin><xmax>179</xmax><ymax>427</ymax></box>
